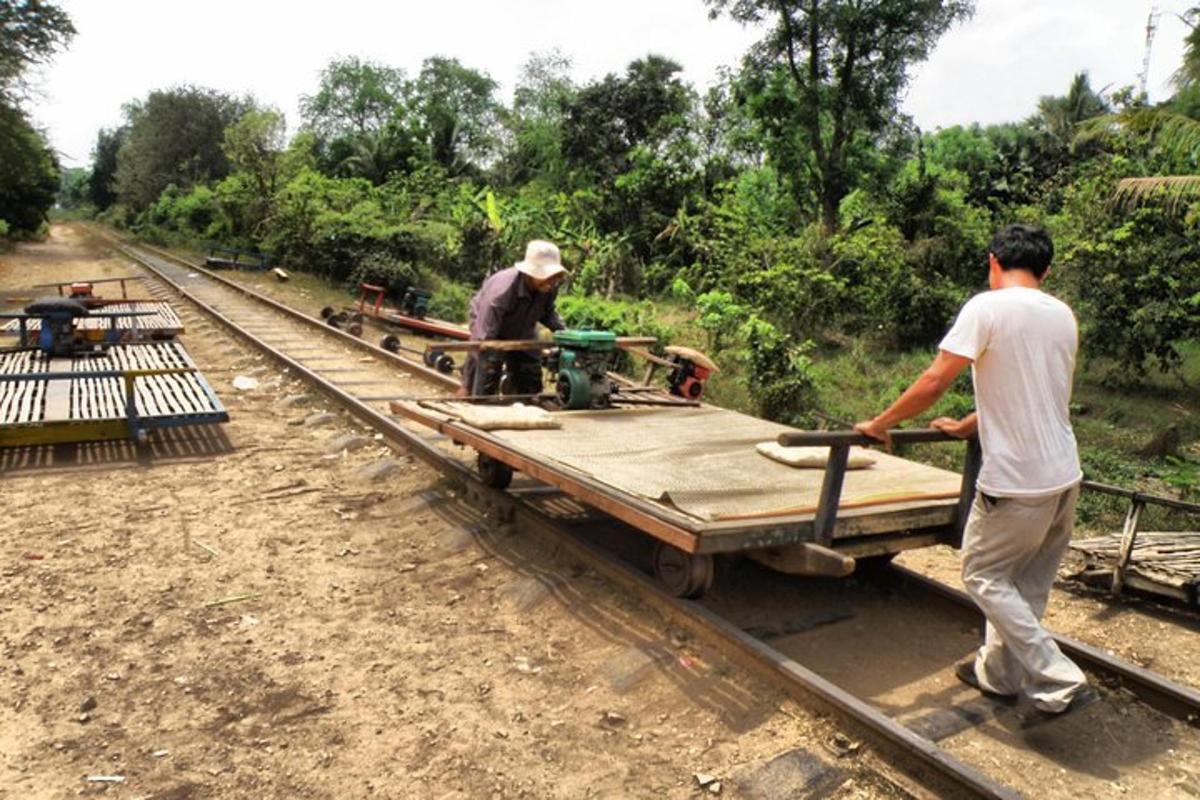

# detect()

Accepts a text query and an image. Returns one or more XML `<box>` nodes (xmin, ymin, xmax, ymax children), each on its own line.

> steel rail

<box><xmin>891</xmin><ymin>564</ymin><xmax>1200</xmax><ymax>722</ymax></box>
<box><xmin>103</xmin><ymin>231</ymin><xmax>1200</xmax><ymax>798</ymax></box>
<box><xmin>103</xmin><ymin>234</ymin><xmax>457</xmax><ymax>391</ymax></box>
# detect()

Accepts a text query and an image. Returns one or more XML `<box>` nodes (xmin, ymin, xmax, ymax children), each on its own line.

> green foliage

<box><xmin>0</xmin><ymin>103</ymin><xmax>60</xmax><ymax>235</ymax></box>
<box><xmin>709</xmin><ymin>0</ymin><xmax>974</xmax><ymax>232</ymax></box>
<box><xmin>57</xmin><ymin>166</ymin><xmax>90</xmax><ymax>210</ymax></box>
<box><xmin>88</xmin><ymin>127</ymin><xmax>124</xmax><ymax>210</ymax></box>
<box><xmin>300</xmin><ymin>56</ymin><xmax>407</xmax><ymax>139</ymax></box>
<box><xmin>1058</xmin><ymin>205</ymin><xmax>1200</xmax><ymax>375</ymax></box>
<box><xmin>833</xmin><ymin>220</ymin><xmax>966</xmax><ymax>347</ymax></box>
<box><xmin>0</xmin><ymin>218</ymin><xmax>9</xmax><ymax>238</ymax></box>
<box><xmin>427</xmin><ymin>278</ymin><xmax>473</xmax><ymax>322</ymax></box>
<box><xmin>0</xmin><ymin>1</ymin><xmax>74</xmax><ymax>105</ymax></box>
<box><xmin>738</xmin><ymin>315</ymin><xmax>819</xmax><ymax>425</ymax></box>
<box><xmin>556</xmin><ymin>294</ymin><xmax>676</xmax><ymax>345</ymax></box>
<box><xmin>694</xmin><ymin>289</ymin><xmax>745</xmax><ymax>349</ymax></box>
<box><xmin>115</xmin><ymin>86</ymin><xmax>252</xmax><ymax>210</ymax></box>
<box><xmin>346</xmin><ymin>251</ymin><xmax>418</xmax><ymax>303</ymax></box>
<box><xmin>414</xmin><ymin>56</ymin><xmax>501</xmax><ymax>176</ymax></box>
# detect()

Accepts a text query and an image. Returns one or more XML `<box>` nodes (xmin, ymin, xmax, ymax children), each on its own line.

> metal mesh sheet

<box><xmin>479</xmin><ymin>406</ymin><xmax>962</xmax><ymax>522</ymax></box>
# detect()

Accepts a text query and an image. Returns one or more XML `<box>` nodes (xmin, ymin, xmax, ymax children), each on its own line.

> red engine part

<box><xmin>668</xmin><ymin>360</ymin><xmax>712</xmax><ymax>400</ymax></box>
<box><xmin>68</xmin><ymin>282</ymin><xmax>94</xmax><ymax>298</ymax></box>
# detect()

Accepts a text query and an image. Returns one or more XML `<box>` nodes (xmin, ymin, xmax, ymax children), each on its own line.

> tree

<box><xmin>223</xmin><ymin>108</ymin><xmax>286</xmax><ymax>197</ymax></box>
<box><xmin>300</xmin><ymin>56</ymin><xmax>407</xmax><ymax>139</ymax></box>
<box><xmin>57</xmin><ymin>165</ymin><xmax>89</xmax><ymax>209</ymax></box>
<box><xmin>707</xmin><ymin>0</ymin><xmax>974</xmax><ymax>233</ymax></box>
<box><xmin>1034</xmin><ymin>71</ymin><xmax>1108</xmax><ymax>154</ymax></box>
<box><xmin>88</xmin><ymin>126</ymin><xmax>125</xmax><ymax>210</ymax></box>
<box><xmin>0</xmin><ymin>102</ymin><xmax>59</xmax><ymax>233</ymax></box>
<box><xmin>561</xmin><ymin>55</ymin><xmax>693</xmax><ymax>184</ymax></box>
<box><xmin>496</xmin><ymin>50</ymin><xmax>575</xmax><ymax>187</ymax></box>
<box><xmin>412</xmin><ymin>56</ymin><xmax>500</xmax><ymax>175</ymax></box>
<box><xmin>114</xmin><ymin>85</ymin><xmax>251</xmax><ymax>210</ymax></box>
<box><xmin>0</xmin><ymin>0</ymin><xmax>74</xmax><ymax>104</ymax></box>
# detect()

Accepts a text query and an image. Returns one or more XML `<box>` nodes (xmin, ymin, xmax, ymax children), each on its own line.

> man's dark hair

<box><xmin>989</xmin><ymin>224</ymin><xmax>1053</xmax><ymax>278</ymax></box>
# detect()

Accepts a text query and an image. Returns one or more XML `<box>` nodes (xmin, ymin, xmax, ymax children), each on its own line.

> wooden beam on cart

<box><xmin>426</xmin><ymin>336</ymin><xmax>659</xmax><ymax>353</ymax></box>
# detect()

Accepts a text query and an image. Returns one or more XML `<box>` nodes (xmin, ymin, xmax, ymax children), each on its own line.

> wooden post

<box><xmin>1112</xmin><ymin>497</ymin><xmax>1147</xmax><ymax>596</ymax></box>
<box><xmin>813</xmin><ymin>445</ymin><xmax>850</xmax><ymax>547</ymax></box>
<box><xmin>952</xmin><ymin>438</ymin><xmax>983</xmax><ymax>547</ymax></box>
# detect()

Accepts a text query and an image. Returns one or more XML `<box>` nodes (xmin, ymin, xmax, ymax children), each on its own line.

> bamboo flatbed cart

<box><xmin>0</xmin><ymin>341</ymin><xmax>228</xmax><ymax>446</ymax></box>
<box><xmin>391</xmin><ymin>397</ymin><xmax>981</xmax><ymax>596</ymax></box>
<box><xmin>2</xmin><ymin>301</ymin><xmax>184</xmax><ymax>343</ymax></box>
<box><xmin>2</xmin><ymin>276</ymin><xmax>184</xmax><ymax>342</ymax></box>
<box><xmin>321</xmin><ymin>282</ymin><xmax>472</xmax><ymax>343</ymax></box>
<box><xmin>1070</xmin><ymin>481</ymin><xmax>1200</xmax><ymax>605</ymax></box>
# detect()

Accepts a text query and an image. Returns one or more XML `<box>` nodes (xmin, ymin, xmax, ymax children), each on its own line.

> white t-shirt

<box><xmin>939</xmin><ymin>287</ymin><xmax>1082</xmax><ymax>497</ymax></box>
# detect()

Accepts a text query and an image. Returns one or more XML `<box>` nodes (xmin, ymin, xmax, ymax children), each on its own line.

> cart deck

<box><xmin>2</xmin><ymin>301</ymin><xmax>184</xmax><ymax>341</ymax></box>
<box><xmin>0</xmin><ymin>341</ymin><xmax>227</xmax><ymax>446</ymax></box>
<box><xmin>392</xmin><ymin>400</ymin><xmax>967</xmax><ymax>560</ymax></box>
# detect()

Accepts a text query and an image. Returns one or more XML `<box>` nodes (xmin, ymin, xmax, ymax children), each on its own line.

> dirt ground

<box><xmin>5</xmin><ymin>225</ymin><xmax>1200</xmax><ymax>800</ymax></box>
<box><xmin>0</xmin><ymin>227</ymin><xmax>913</xmax><ymax>799</ymax></box>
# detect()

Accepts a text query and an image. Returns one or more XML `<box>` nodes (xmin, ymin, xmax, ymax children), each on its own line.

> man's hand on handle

<box><xmin>853</xmin><ymin>418</ymin><xmax>892</xmax><ymax>451</ymax></box>
<box><xmin>931</xmin><ymin>412</ymin><xmax>977</xmax><ymax>439</ymax></box>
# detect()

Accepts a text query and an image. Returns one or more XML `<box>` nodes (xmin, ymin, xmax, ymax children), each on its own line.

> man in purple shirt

<box><xmin>459</xmin><ymin>240</ymin><xmax>568</xmax><ymax>397</ymax></box>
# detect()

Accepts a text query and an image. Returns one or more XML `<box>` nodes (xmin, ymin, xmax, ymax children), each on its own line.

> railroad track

<box><xmin>98</xmin><ymin>230</ymin><xmax>1200</xmax><ymax>799</ymax></box>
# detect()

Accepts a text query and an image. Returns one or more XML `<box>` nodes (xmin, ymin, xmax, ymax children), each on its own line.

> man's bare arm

<box><xmin>854</xmin><ymin>351</ymin><xmax>972</xmax><ymax>444</ymax></box>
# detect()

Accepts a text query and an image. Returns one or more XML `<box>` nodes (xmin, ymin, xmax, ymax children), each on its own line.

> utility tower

<box><xmin>1139</xmin><ymin>4</ymin><xmax>1161</xmax><ymax>99</ymax></box>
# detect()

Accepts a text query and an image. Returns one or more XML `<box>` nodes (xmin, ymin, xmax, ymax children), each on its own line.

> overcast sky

<box><xmin>27</xmin><ymin>0</ymin><xmax>1197</xmax><ymax>168</ymax></box>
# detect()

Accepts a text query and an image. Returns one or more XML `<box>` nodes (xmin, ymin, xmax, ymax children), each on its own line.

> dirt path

<box><xmin>0</xmin><ymin>227</ymin><xmax>901</xmax><ymax>799</ymax></box>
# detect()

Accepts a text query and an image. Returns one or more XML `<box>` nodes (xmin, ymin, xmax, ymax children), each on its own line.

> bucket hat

<box><xmin>514</xmin><ymin>240</ymin><xmax>567</xmax><ymax>280</ymax></box>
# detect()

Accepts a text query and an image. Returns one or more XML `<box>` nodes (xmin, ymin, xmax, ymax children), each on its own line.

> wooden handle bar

<box><xmin>777</xmin><ymin>428</ymin><xmax>967</xmax><ymax>447</ymax></box>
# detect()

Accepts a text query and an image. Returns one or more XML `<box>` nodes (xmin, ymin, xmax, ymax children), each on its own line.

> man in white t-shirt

<box><xmin>854</xmin><ymin>224</ymin><xmax>1097</xmax><ymax>726</ymax></box>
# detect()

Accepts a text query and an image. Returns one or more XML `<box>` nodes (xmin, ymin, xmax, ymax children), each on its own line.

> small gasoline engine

<box><xmin>664</xmin><ymin>345</ymin><xmax>718</xmax><ymax>401</ymax></box>
<box><xmin>546</xmin><ymin>329</ymin><xmax>618</xmax><ymax>410</ymax></box>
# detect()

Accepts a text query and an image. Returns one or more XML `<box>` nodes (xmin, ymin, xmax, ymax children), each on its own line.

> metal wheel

<box><xmin>348</xmin><ymin>322</ymin><xmax>364</xmax><ymax>337</ymax></box>
<box><xmin>422</xmin><ymin>349</ymin><xmax>438</xmax><ymax>368</ymax></box>
<box><xmin>653</xmin><ymin>543</ymin><xmax>714</xmax><ymax>598</ymax></box>
<box><xmin>477</xmin><ymin>454</ymin><xmax>514</xmax><ymax>490</ymax></box>
<box><xmin>380</xmin><ymin>335</ymin><xmax>400</xmax><ymax>353</ymax></box>
<box><xmin>435</xmin><ymin>354</ymin><xmax>456</xmax><ymax>374</ymax></box>
<box><xmin>326</xmin><ymin>314</ymin><xmax>343</xmax><ymax>329</ymax></box>
<box><xmin>319</xmin><ymin>306</ymin><xmax>335</xmax><ymax>320</ymax></box>
<box><xmin>351</xmin><ymin>312</ymin><xmax>365</xmax><ymax>324</ymax></box>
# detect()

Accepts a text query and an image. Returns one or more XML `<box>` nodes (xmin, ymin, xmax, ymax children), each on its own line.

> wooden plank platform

<box><xmin>1071</xmin><ymin>532</ymin><xmax>1200</xmax><ymax>604</ymax></box>
<box><xmin>392</xmin><ymin>400</ymin><xmax>963</xmax><ymax>555</ymax></box>
<box><xmin>2</xmin><ymin>302</ymin><xmax>184</xmax><ymax>339</ymax></box>
<box><xmin>0</xmin><ymin>341</ymin><xmax>227</xmax><ymax>446</ymax></box>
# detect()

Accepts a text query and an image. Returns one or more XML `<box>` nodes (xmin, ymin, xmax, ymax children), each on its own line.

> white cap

<box><xmin>514</xmin><ymin>240</ymin><xmax>567</xmax><ymax>280</ymax></box>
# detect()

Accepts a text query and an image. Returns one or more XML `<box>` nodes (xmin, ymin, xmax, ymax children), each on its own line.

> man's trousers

<box><xmin>960</xmin><ymin>484</ymin><xmax>1088</xmax><ymax>711</ymax></box>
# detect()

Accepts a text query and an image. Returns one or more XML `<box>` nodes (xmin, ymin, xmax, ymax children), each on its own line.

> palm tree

<box><xmin>1105</xmin><ymin>6</ymin><xmax>1200</xmax><ymax>210</ymax></box>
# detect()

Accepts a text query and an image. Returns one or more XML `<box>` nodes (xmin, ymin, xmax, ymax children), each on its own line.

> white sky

<box><xmin>27</xmin><ymin>0</ymin><xmax>1196</xmax><ymax>168</ymax></box>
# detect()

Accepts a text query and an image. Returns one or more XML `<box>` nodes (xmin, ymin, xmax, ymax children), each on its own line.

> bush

<box><xmin>427</xmin><ymin>278</ymin><xmax>473</xmax><ymax>322</ymax></box>
<box><xmin>346</xmin><ymin>251</ymin><xmax>417</xmax><ymax>303</ymax></box>
<box><xmin>0</xmin><ymin>219</ymin><xmax>8</xmax><ymax>238</ymax></box>
<box><xmin>739</xmin><ymin>315</ymin><xmax>819</xmax><ymax>425</ymax></box>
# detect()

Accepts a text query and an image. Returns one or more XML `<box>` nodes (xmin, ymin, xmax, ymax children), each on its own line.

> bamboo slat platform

<box><xmin>1</xmin><ymin>301</ymin><xmax>184</xmax><ymax>340</ymax></box>
<box><xmin>1071</xmin><ymin>532</ymin><xmax>1200</xmax><ymax>604</ymax></box>
<box><xmin>0</xmin><ymin>341</ymin><xmax>227</xmax><ymax>446</ymax></box>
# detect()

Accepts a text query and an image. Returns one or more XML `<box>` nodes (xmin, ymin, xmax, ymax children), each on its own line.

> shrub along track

<box><xmin>99</xmin><ymin>229</ymin><xmax>1200</xmax><ymax>799</ymax></box>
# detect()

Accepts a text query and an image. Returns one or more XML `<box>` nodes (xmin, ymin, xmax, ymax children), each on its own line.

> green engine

<box><xmin>550</xmin><ymin>329</ymin><xmax>617</xmax><ymax>410</ymax></box>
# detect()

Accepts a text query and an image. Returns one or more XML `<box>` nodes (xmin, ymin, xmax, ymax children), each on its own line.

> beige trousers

<box><xmin>960</xmin><ymin>484</ymin><xmax>1087</xmax><ymax>711</ymax></box>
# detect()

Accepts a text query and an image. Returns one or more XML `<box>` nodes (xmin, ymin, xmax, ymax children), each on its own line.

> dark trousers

<box><xmin>461</xmin><ymin>351</ymin><xmax>544</xmax><ymax>396</ymax></box>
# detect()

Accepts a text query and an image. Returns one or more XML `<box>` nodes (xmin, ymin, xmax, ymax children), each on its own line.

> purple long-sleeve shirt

<box><xmin>467</xmin><ymin>266</ymin><xmax>565</xmax><ymax>341</ymax></box>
